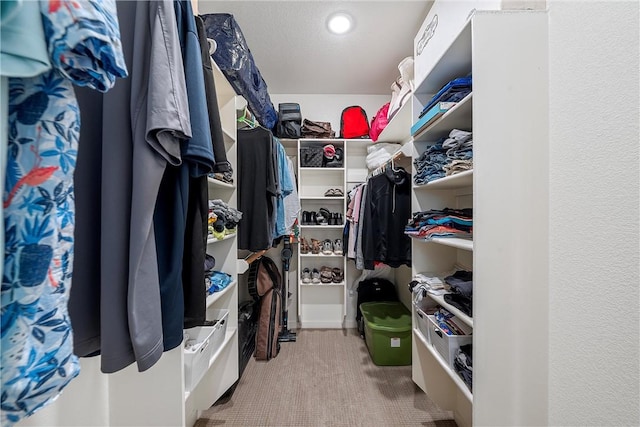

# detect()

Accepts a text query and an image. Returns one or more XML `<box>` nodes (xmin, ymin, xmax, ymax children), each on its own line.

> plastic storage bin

<box><xmin>426</xmin><ymin>314</ymin><xmax>472</xmax><ymax>367</ymax></box>
<box><xmin>414</xmin><ymin>307</ymin><xmax>431</xmax><ymax>344</ymax></box>
<box><xmin>183</xmin><ymin>309</ymin><xmax>229</xmax><ymax>392</ymax></box>
<box><xmin>207</xmin><ymin>309</ymin><xmax>229</xmax><ymax>352</ymax></box>
<box><xmin>360</xmin><ymin>301</ymin><xmax>412</xmax><ymax>366</ymax></box>
<box><xmin>184</xmin><ymin>326</ymin><xmax>216</xmax><ymax>392</ymax></box>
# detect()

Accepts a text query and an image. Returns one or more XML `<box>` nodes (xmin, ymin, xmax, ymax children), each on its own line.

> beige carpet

<box><xmin>195</xmin><ymin>329</ymin><xmax>457</xmax><ymax>427</ymax></box>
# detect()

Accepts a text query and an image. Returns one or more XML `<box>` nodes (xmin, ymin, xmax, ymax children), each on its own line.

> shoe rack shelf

<box><xmin>300</xmin><ymin>253</ymin><xmax>345</xmax><ymax>258</ymax></box>
<box><xmin>301</xmin><ymin>282</ymin><xmax>345</xmax><ymax>287</ymax></box>
<box><xmin>297</xmin><ymin>139</ymin><xmax>348</xmax><ymax>329</ymax></box>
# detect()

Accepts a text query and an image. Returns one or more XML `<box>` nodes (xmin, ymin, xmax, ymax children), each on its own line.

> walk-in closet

<box><xmin>1</xmin><ymin>1</ymin><xmax>638</xmax><ymax>427</ymax></box>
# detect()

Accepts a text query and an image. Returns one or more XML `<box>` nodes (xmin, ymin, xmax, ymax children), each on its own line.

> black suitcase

<box><xmin>356</xmin><ymin>278</ymin><xmax>398</xmax><ymax>336</ymax></box>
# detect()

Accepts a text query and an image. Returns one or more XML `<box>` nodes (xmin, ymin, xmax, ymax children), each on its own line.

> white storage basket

<box><xmin>183</xmin><ymin>309</ymin><xmax>229</xmax><ymax>392</ymax></box>
<box><xmin>427</xmin><ymin>315</ymin><xmax>472</xmax><ymax>368</ymax></box>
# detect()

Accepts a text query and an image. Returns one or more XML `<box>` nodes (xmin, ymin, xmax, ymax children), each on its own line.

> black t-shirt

<box><xmin>237</xmin><ymin>127</ymin><xmax>277</xmax><ymax>251</ymax></box>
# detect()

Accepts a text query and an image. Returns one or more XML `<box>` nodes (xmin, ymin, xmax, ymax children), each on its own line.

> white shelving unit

<box><xmin>182</xmin><ymin>60</ymin><xmax>240</xmax><ymax>427</ymax></box>
<box><xmin>296</xmin><ymin>139</ymin><xmax>347</xmax><ymax>329</ymax></box>
<box><xmin>408</xmin><ymin>9</ymin><xmax>549</xmax><ymax>427</ymax></box>
<box><xmin>376</xmin><ymin>100</ymin><xmax>413</xmax><ymax>143</ymax></box>
<box><xmin>409</xmin><ymin>8</ymin><xmax>477</xmax><ymax>424</ymax></box>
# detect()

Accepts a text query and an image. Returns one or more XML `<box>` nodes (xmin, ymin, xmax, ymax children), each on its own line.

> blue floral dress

<box><xmin>1</xmin><ymin>1</ymin><xmax>126</xmax><ymax>425</ymax></box>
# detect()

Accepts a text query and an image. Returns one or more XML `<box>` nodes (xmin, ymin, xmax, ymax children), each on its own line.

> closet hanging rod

<box><xmin>370</xmin><ymin>151</ymin><xmax>406</xmax><ymax>178</ymax></box>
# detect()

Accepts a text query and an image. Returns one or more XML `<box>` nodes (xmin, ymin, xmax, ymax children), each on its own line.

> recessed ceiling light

<box><xmin>327</xmin><ymin>12</ymin><xmax>354</xmax><ymax>35</ymax></box>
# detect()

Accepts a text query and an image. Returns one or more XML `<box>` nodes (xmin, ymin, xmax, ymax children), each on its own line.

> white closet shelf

<box><xmin>205</xmin><ymin>280</ymin><xmax>237</xmax><ymax>308</ymax></box>
<box><xmin>184</xmin><ymin>327</ymin><xmax>238</xmax><ymax>402</ymax></box>
<box><xmin>207</xmin><ymin>177</ymin><xmax>235</xmax><ymax>189</ymax></box>
<box><xmin>413</xmin><ymin>327</ymin><xmax>473</xmax><ymax>403</ymax></box>
<box><xmin>428</xmin><ymin>293</ymin><xmax>473</xmax><ymax>328</ymax></box>
<box><xmin>410</xmin><ymin>236</ymin><xmax>473</xmax><ymax>251</ymax></box>
<box><xmin>413</xmin><ymin>170</ymin><xmax>473</xmax><ymax>190</ymax></box>
<box><xmin>299</xmin><ymin>196</ymin><xmax>345</xmax><ymax>201</ymax></box>
<box><xmin>300</xmin><ymin>138</ymin><xmax>343</xmax><ymax>143</ymax></box>
<box><xmin>300</xmin><ymin>253</ymin><xmax>345</xmax><ymax>258</ymax></box>
<box><xmin>300</xmin><ymin>225</ymin><xmax>344</xmax><ymax>229</ymax></box>
<box><xmin>376</xmin><ymin>100</ymin><xmax>412</xmax><ymax>143</ymax></box>
<box><xmin>431</xmin><ymin>237</ymin><xmax>473</xmax><ymax>251</ymax></box>
<box><xmin>300</xmin><ymin>167</ymin><xmax>345</xmax><ymax>172</ymax></box>
<box><xmin>207</xmin><ymin>234</ymin><xmax>236</xmax><ymax>244</ymax></box>
<box><xmin>301</xmin><ymin>282</ymin><xmax>345</xmax><ymax>287</ymax></box>
<box><xmin>414</xmin><ymin>19</ymin><xmax>472</xmax><ymax>95</ymax></box>
<box><xmin>413</xmin><ymin>93</ymin><xmax>473</xmax><ymax>143</ymax></box>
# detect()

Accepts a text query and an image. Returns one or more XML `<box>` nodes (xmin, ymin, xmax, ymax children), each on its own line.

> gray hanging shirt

<box><xmin>70</xmin><ymin>0</ymin><xmax>191</xmax><ymax>373</ymax></box>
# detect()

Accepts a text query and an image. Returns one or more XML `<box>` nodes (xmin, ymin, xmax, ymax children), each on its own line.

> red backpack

<box><xmin>340</xmin><ymin>106</ymin><xmax>370</xmax><ymax>139</ymax></box>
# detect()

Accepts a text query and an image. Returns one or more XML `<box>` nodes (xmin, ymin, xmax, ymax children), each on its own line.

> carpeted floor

<box><xmin>195</xmin><ymin>329</ymin><xmax>457</xmax><ymax>427</ymax></box>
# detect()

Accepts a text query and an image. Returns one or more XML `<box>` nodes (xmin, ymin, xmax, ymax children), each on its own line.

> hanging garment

<box><xmin>355</xmin><ymin>183</ymin><xmax>368</xmax><ymax>270</ymax></box>
<box><xmin>282</xmin><ymin>156</ymin><xmax>301</xmax><ymax>234</ymax></box>
<box><xmin>2</xmin><ymin>71</ymin><xmax>82</xmax><ymax>427</ymax></box>
<box><xmin>1</xmin><ymin>0</ymin><xmax>127</xmax><ymax>424</ymax></box>
<box><xmin>0</xmin><ymin>0</ymin><xmax>52</xmax><ymax>292</ymax></box>
<box><xmin>362</xmin><ymin>168</ymin><xmax>412</xmax><ymax>270</ymax></box>
<box><xmin>154</xmin><ymin>0</ymin><xmax>216</xmax><ymax>348</ymax></box>
<box><xmin>273</xmin><ymin>139</ymin><xmax>295</xmax><ymax>238</ymax></box>
<box><xmin>237</xmin><ymin>127</ymin><xmax>277</xmax><ymax>251</ymax></box>
<box><xmin>70</xmin><ymin>0</ymin><xmax>188</xmax><ymax>373</ymax></box>
<box><xmin>195</xmin><ymin>15</ymin><xmax>232</xmax><ymax>176</ymax></box>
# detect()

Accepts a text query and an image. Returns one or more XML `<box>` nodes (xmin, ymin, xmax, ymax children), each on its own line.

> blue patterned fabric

<box><xmin>40</xmin><ymin>0</ymin><xmax>127</xmax><ymax>92</ymax></box>
<box><xmin>1</xmin><ymin>72</ymin><xmax>80</xmax><ymax>426</ymax></box>
<box><xmin>1</xmin><ymin>1</ymin><xmax>126</xmax><ymax>425</ymax></box>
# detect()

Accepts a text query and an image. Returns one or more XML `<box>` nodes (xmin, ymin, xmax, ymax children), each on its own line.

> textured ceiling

<box><xmin>198</xmin><ymin>1</ymin><xmax>432</xmax><ymax>95</ymax></box>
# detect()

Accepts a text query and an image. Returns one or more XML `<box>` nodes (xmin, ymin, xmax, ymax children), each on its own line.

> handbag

<box><xmin>300</xmin><ymin>146</ymin><xmax>324</xmax><ymax>167</ymax></box>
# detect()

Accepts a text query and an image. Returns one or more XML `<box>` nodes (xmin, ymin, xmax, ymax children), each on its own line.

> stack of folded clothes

<box><xmin>454</xmin><ymin>343</ymin><xmax>473</xmax><ymax>391</ymax></box>
<box><xmin>405</xmin><ymin>208</ymin><xmax>472</xmax><ymax>241</ymax></box>
<box><xmin>443</xmin><ymin>270</ymin><xmax>473</xmax><ymax>317</ymax></box>
<box><xmin>413</xmin><ymin>129</ymin><xmax>473</xmax><ymax>185</ymax></box>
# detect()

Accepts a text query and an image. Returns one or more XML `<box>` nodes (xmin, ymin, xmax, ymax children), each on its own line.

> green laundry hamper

<box><xmin>360</xmin><ymin>301</ymin><xmax>412</xmax><ymax>366</ymax></box>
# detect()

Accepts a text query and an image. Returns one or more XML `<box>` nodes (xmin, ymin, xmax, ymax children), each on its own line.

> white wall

<box><xmin>270</xmin><ymin>94</ymin><xmax>390</xmax><ymax>137</ymax></box>
<box><xmin>548</xmin><ymin>1</ymin><xmax>639</xmax><ymax>425</ymax></box>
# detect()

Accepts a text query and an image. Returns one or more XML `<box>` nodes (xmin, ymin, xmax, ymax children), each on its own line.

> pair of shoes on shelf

<box><xmin>301</xmin><ymin>209</ymin><xmax>343</xmax><ymax>226</ymax></box>
<box><xmin>317</xmin><ymin>266</ymin><xmax>344</xmax><ymax>283</ymax></box>
<box><xmin>301</xmin><ymin>268</ymin><xmax>322</xmax><ymax>284</ymax></box>
<box><xmin>324</xmin><ymin>188</ymin><xmax>344</xmax><ymax>197</ymax></box>
<box><xmin>310</xmin><ymin>238</ymin><xmax>321</xmax><ymax>254</ymax></box>
<box><xmin>301</xmin><ymin>210</ymin><xmax>320</xmax><ymax>225</ymax></box>
<box><xmin>319</xmin><ymin>208</ymin><xmax>343</xmax><ymax>226</ymax></box>
<box><xmin>317</xmin><ymin>208</ymin><xmax>335</xmax><ymax>226</ymax></box>
<box><xmin>331</xmin><ymin>267</ymin><xmax>344</xmax><ymax>283</ymax></box>
<box><xmin>319</xmin><ymin>266</ymin><xmax>333</xmax><ymax>283</ymax></box>
<box><xmin>319</xmin><ymin>239</ymin><xmax>343</xmax><ymax>256</ymax></box>
<box><xmin>300</xmin><ymin>237</ymin><xmax>310</xmax><ymax>254</ymax></box>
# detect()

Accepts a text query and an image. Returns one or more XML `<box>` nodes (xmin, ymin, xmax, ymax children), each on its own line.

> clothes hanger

<box><xmin>237</xmin><ymin>106</ymin><xmax>258</xmax><ymax>129</ymax></box>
